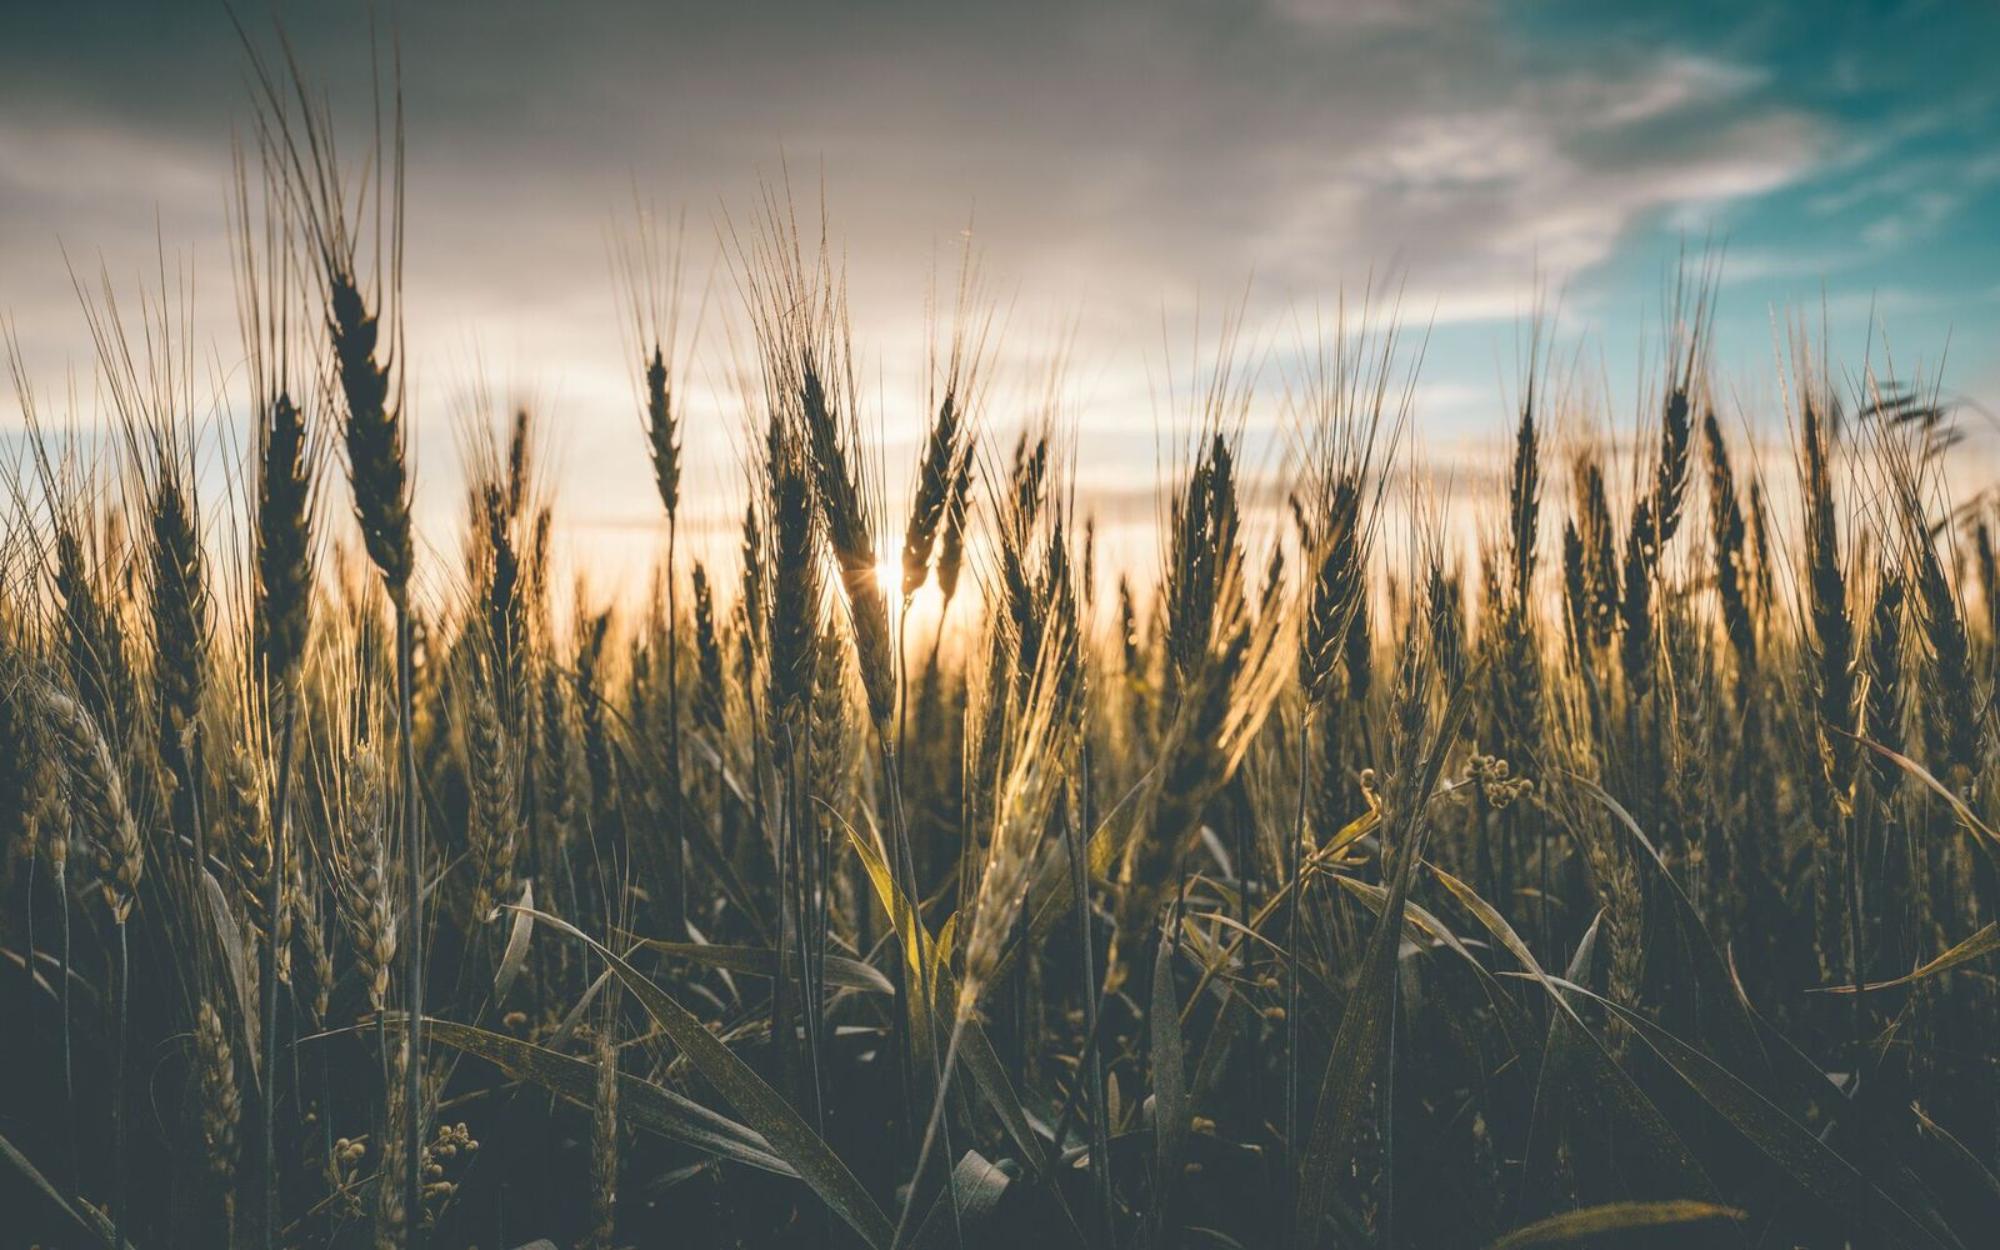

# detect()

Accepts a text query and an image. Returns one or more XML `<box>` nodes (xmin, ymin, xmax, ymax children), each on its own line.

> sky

<box><xmin>3</xmin><ymin>0</ymin><xmax>1997</xmax><ymax>593</ymax></box>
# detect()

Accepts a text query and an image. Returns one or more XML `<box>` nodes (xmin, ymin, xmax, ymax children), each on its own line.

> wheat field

<box><xmin>4</xmin><ymin>38</ymin><xmax>2000</xmax><ymax>1250</ymax></box>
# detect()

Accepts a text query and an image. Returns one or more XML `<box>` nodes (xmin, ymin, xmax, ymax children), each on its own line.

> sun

<box><xmin>875</xmin><ymin>553</ymin><xmax>901</xmax><ymax>597</ymax></box>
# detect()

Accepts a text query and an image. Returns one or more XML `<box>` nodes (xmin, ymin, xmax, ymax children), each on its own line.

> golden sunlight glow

<box><xmin>875</xmin><ymin>554</ymin><xmax>901</xmax><ymax>597</ymax></box>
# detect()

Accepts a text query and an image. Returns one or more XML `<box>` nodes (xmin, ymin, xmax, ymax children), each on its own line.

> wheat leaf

<box><xmin>1486</xmin><ymin>1199</ymin><xmax>1745</xmax><ymax>1248</ymax></box>
<box><xmin>524</xmin><ymin>907</ymin><xmax>896</xmax><ymax>1249</ymax></box>
<box><xmin>423</xmin><ymin>1017</ymin><xmax>791</xmax><ymax>1175</ymax></box>
<box><xmin>1812</xmin><ymin>923</ymin><xmax>2000</xmax><ymax>994</ymax></box>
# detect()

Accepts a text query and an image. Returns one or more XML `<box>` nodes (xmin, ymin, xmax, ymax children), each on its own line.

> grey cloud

<box><xmin>0</xmin><ymin>0</ymin><xmax>1844</xmax><ymax>535</ymax></box>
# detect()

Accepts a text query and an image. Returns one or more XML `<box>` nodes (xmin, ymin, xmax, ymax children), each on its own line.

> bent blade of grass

<box><xmin>492</xmin><ymin>879</ymin><xmax>535</xmax><ymax>1004</ymax></box>
<box><xmin>1336</xmin><ymin>876</ymin><xmax>1481</xmax><ymax>967</ymax></box>
<box><xmin>423</xmin><ymin>1018</ymin><xmax>792</xmax><ymax>1175</ymax></box>
<box><xmin>1912</xmin><ymin>1102</ymin><xmax>2000</xmax><ymax>1213</ymax></box>
<box><xmin>1435</xmin><ymin>872</ymin><xmax>1721</xmax><ymax>1214</ymax></box>
<box><xmin>911</xmin><ymin>1150</ymin><xmax>1013</xmax><ymax>1250</ymax></box>
<box><xmin>1189</xmin><ymin>908</ymin><xmax>1287</xmax><ymax>964</ymax></box>
<box><xmin>1319</xmin><ymin>806</ymin><xmax>1381</xmax><ymax>863</ymax></box>
<box><xmin>1429</xmin><ymin>863</ymin><xmax>1540</xmax><ymax>976</ymax></box>
<box><xmin>1</xmin><ymin>1127</ymin><xmax>136</xmax><ymax>1249</ymax></box>
<box><xmin>1536</xmin><ymin>975</ymin><xmax>1960</xmax><ymax>1250</ymax></box>
<box><xmin>546</xmin><ymin>967</ymin><xmax>613</xmax><ymax>1053</ymax></box>
<box><xmin>1812</xmin><ymin>923</ymin><xmax>2000</xmax><ymax>995</ymax></box>
<box><xmin>1486</xmin><ymin>1200</ymin><xmax>1745</xmax><ymax>1249</ymax></box>
<box><xmin>1334</xmin><ymin>875</ymin><xmax>1535</xmax><ymax>1053</ymax></box>
<box><xmin>845</xmin><ymin>823</ymin><xmax>932</xmax><ymax>973</ymax></box>
<box><xmin>617</xmin><ymin>936</ymin><xmax>895</xmax><ymax>996</ymax></box>
<box><xmin>1846</xmin><ymin>729</ymin><xmax>2000</xmax><ymax>852</ymax></box>
<box><xmin>521</xmin><ymin>907</ymin><xmax>896</xmax><ymax>1249</ymax></box>
<box><xmin>843</xmin><ymin>821</ymin><xmax>945</xmax><ymax>1087</ymax></box>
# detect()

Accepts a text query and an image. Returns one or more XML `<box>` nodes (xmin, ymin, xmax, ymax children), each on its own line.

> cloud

<box><xmin>0</xmin><ymin>117</ymin><xmax>217</xmax><ymax>206</ymax></box>
<box><xmin>0</xmin><ymin>0</ymin><xmax>1932</xmax><ymax>537</ymax></box>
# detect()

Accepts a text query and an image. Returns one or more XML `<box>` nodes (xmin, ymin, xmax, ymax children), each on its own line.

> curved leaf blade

<box><xmin>424</xmin><ymin>1017</ymin><xmax>792</xmax><ymax>1176</ymax></box>
<box><xmin>526</xmin><ymin>908</ymin><xmax>896</xmax><ymax>1250</ymax></box>
<box><xmin>1812</xmin><ymin>923</ymin><xmax>2000</xmax><ymax>995</ymax></box>
<box><xmin>1541</xmin><ymin>976</ymin><xmax>1958</xmax><ymax>1250</ymax></box>
<box><xmin>620</xmin><ymin>937</ymin><xmax>894</xmax><ymax>996</ymax></box>
<box><xmin>1487</xmin><ymin>1200</ymin><xmax>1745</xmax><ymax>1249</ymax></box>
